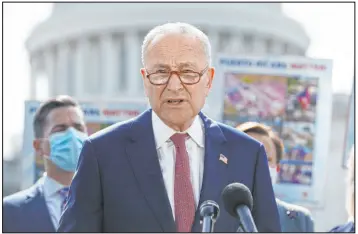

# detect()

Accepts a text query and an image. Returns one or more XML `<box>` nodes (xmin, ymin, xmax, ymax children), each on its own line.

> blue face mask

<box><xmin>48</xmin><ymin>127</ymin><xmax>87</xmax><ymax>172</ymax></box>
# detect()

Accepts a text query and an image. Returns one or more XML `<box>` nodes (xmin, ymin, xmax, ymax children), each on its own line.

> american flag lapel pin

<box><xmin>219</xmin><ymin>154</ymin><xmax>228</xmax><ymax>165</ymax></box>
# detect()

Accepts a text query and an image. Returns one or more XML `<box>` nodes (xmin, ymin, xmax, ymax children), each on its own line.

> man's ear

<box><xmin>140</xmin><ymin>68</ymin><xmax>146</xmax><ymax>81</ymax></box>
<box><xmin>33</xmin><ymin>139</ymin><xmax>45</xmax><ymax>157</ymax></box>
<box><xmin>204</xmin><ymin>67</ymin><xmax>215</xmax><ymax>97</ymax></box>
<box><xmin>141</xmin><ymin>68</ymin><xmax>149</xmax><ymax>97</ymax></box>
<box><xmin>207</xmin><ymin>67</ymin><xmax>215</xmax><ymax>88</ymax></box>
<box><xmin>33</xmin><ymin>139</ymin><xmax>41</xmax><ymax>151</ymax></box>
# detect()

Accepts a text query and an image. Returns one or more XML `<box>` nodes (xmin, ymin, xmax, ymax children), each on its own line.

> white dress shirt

<box><xmin>42</xmin><ymin>174</ymin><xmax>67</xmax><ymax>230</ymax></box>
<box><xmin>152</xmin><ymin>111</ymin><xmax>205</xmax><ymax>218</ymax></box>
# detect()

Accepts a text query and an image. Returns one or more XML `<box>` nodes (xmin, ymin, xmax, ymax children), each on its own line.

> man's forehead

<box><xmin>148</xmin><ymin>33</ymin><xmax>200</xmax><ymax>48</ymax></box>
<box><xmin>46</xmin><ymin>106</ymin><xmax>83</xmax><ymax>123</ymax></box>
<box><xmin>145</xmin><ymin>35</ymin><xmax>206</xmax><ymax>67</ymax></box>
<box><xmin>146</xmin><ymin>33</ymin><xmax>204</xmax><ymax>57</ymax></box>
<box><xmin>150</xmin><ymin>61</ymin><xmax>201</xmax><ymax>69</ymax></box>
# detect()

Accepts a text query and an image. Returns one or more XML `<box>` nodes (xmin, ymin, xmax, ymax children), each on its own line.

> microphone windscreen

<box><xmin>221</xmin><ymin>182</ymin><xmax>254</xmax><ymax>217</ymax></box>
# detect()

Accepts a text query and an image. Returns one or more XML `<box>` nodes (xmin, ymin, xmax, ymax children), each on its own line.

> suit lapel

<box><xmin>25</xmin><ymin>181</ymin><xmax>56</xmax><ymax>232</ymax></box>
<box><xmin>125</xmin><ymin>109</ymin><xmax>176</xmax><ymax>232</ymax></box>
<box><xmin>192</xmin><ymin>112</ymin><xmax>228</xmax><ymax>232</ymax></box>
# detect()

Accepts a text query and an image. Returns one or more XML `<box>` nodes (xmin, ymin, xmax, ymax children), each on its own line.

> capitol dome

<box><xmin>26</xmin><ymin>2</ymin><xmax>309</xmax><ymax>118</ymax></box>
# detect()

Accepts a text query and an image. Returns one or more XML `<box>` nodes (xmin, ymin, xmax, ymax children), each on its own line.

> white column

<box><xmin>219</xmin><ymin>36</ymin><xmax>230</xmax><ymax>53</ymax></box>
<box><xmin>29</xmin><ymin>57</ymin><xmax>39</xmax><ymax>99</ymax></box>
<box><xmin>100</xmin><ymin>34</ymin><xmax>120</xmax><ymax>98</ymax></box>
<box><xmin>271</xmin><ymin>42</ymin><xmax>285</xmax><ymax>55</ymax></box>
<box><xmin>252</xmin><ymin>36</ymin><xmax>267</xmax><ymax>55</ymax></box>
<box><xmin>43</xmin><ymin>50</ymin><xmax>56</xmax><ymax>97</ymax></box>
<box><xmin>74</xmin><ymin>38</ymin><xmax>90</xmax><ymax>99</ymax></box>
<box><xmin>125</xmin><ymin>31</ymin><xmax>142</xmax><ymax>97</ymax></box>
<box><xmin>137</xmin><ymin>36</ymin><xmax>145</xmax><ymax>97</ymax></box>
<box><xmin>287</xmin><ymin>44</ymin><xmax>302</xmax><ymax>55</ymax></box>
<box><xmin>230</xmin><ymin>34</ymin><xmax>244</xmax><ymax>54</ymax></box>
<box><xmin>56</xmin><ymin>43</ymin><xmax>70</xmax><ymax>95</ymax></box>
<box><xmin>206</xmin><ymin>30</ymin><xmax>223</xmax><ymax>121</ymax></box>
<box><xmin>242</xmin><ymin>34</ymin><xmax>254</xmax><ymax>54</ymax></box>
<box><xmin>207</xmin><ymin>29</ymin><xmax>219</xmax><ymax>66</ymax></box>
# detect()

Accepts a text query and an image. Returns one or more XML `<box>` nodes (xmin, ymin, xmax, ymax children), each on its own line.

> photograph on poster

<box><xmin>223</xmin><ymin>73</ymin><xmax>287</xmax><ymax>120</ymax></box>
<box><xmin>279</xmin><ymin>160</ymin><xmax>313</xmax><ymax>185</ymax></box>
<box><xmin>282</xmin><ymin>122</ymin><xmax>315</xmax><ymax>161</ymax></box>
<box><xmin>286</xmin><ymin>77</ymin><xmax>318</xmax><ymax>122</ymax></box>
<box><xmin>279</xmin><ymin>122</ymin><xmax>314</xmax><ymax>185</ymax></box>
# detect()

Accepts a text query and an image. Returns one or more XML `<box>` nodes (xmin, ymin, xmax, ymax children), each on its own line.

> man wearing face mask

<box><xmin>237</xmin><ymin>122</ymin><xmax>314</xmax><ymax>232</ymax></box>
<box><xmin>3</xmin><ymin>96</ymin><xmax>88</xmax><ymax>232</ymax></box>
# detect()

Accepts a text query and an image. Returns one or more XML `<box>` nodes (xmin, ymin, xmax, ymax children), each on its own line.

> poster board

<box><xmin>21</xmin><ymin>99</ymin><xmax>149</xmax><ymax>190</ymax></box>
<box><xmin>216</xmin><ymin>55</ymin><xmax>333</xmax><ymax>206</ymax></box>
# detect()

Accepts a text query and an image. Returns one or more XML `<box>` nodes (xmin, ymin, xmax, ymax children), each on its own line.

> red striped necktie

<box><xmin>170</xmin><ymin>133</ymin><xmax>195</xmax><ymax>232</ymax></box>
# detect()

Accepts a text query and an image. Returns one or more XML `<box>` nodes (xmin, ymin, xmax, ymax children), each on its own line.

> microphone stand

<box><xmin>201</xmin><ymin>215</ymin><xmax>215</xmax><ymax>232</ymax></box>
<box><xmin>236</xmin><ymin>224</ymin><xmax>244</xmax><ymax>232</ymax></box>
<box><xmin>199</xmin><ymin>200</ymin><xmax>219</xmax><ymax>233</ymax></box>
<box><xmin>235</xmin><ymin>205</ymin><xmax>258</xmax><ymax>232</ymax></box>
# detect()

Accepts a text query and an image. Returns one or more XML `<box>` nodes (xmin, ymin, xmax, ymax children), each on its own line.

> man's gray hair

<box><xmin>141</xmin><ymin>22</ymin><xmax>212</xmax><ymax>66</ymax></box>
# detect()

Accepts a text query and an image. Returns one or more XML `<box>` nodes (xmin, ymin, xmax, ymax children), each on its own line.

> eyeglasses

<box><xmin>145</xmin><ymin>66</ymin><xmax>209</xmax><ymax>85</ymax></box>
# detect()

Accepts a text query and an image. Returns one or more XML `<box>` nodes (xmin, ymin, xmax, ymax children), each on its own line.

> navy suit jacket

<box><xmin>58</xmin><ymin>109</ymin><xmax>281</xmax><ymax>232</ymax></box>
<box><xmin>330</xmin><ymin>221</ymin><xmax>355</xmax><ymax>233</ymax></box>
<box><xmin>276</xmin><ymin>199</ymin><xmax>314</xmax><ymax>232</ymax></box>
<box><xmin>3</xmin><ymin>179</ymin><xmax>55</xmax><ymax>233</ymax></box>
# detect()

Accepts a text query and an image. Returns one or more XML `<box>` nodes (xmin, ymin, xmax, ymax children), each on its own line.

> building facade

<box><xmin>26</xmin><ymin>3</ymin><xmax>309</xmax><ymax>110</ymax></box>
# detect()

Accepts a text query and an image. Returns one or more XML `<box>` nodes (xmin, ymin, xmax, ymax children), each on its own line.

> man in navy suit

<box><xmin>58</xmin><ymin>22</ymin><xmax>281</xmax><ymax>233</ymax></box>
<box><xmin>237</xmin><ymin>122</ymin><xmax>314</xmax><ymax>232</ymax></box>
<box><xmin>3</xmin><ymin>96</ymin><xmax>87</xmax><ymax>232</ymax></box>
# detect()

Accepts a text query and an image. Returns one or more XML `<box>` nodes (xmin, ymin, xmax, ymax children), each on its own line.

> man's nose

<box><xmin>166</xmin><ymin>73</ymin><xmax>184</xmax><ymax>91</ymax></box>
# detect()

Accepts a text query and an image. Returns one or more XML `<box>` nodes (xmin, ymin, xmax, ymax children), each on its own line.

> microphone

<box><xmin>221</xmin><ymin>183</ymin><xmax>258</xmax><ymax>232</ymax></box>
<box><xmin>199</xmin><ymin>200</ymin><xmax>220</xmax><ymax>232</ymax></box>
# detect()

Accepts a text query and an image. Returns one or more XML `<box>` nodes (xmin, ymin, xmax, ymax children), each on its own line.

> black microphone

<box><xmin>199</xmin><ymin>200</ymin><xmax>220</xmax><ymax>232</ymax></box>
<box><xmin>221</xmin><ymin>183</ymin><xmax>258</xmax><ymax>232</ymax></box>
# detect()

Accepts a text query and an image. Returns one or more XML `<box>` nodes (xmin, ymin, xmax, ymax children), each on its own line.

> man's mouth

<box><xmin>167</xmin><ymin>99</ymin><xmax>184</xmax><ymax>104</ymax></box>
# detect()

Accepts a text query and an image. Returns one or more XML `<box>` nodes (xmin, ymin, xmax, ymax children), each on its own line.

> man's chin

<box><xmin>161</xmin><ymin>116</ymin><xmax>193</xmax><ymax>131</ymax></box>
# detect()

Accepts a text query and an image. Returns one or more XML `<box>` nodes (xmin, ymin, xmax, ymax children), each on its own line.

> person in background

<box><xmin>3</xmin><ymin>96</ymin><xmax>88</xmax><ymax>232</ymax></box>
<box><xmin>237</xmin><ymin>122</ymin><xmax>314</xmax><ymax>232</ymax></box>
<box><xmin>329</xmin><ymin>146</ymin><xmax>355</xmax><ymax>232</ymax></box>
<box><xmin>58</xmin><ymin>22</ymin><xmax>281</xmax><ymax>232</ymax></box>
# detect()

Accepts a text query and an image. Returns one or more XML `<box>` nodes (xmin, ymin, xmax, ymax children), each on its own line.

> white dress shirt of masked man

<box><xmin>237</xmin><ymin>122</ymin><xmax>315</xmax><ymax>232</ymax></box>
<box><xmin>3</xmin><ymin>95</ymin><xmax>88</xmax><ymax>233</ymax></box>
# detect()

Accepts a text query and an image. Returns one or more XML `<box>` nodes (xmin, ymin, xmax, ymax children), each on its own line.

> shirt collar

<box><xmin>42</xmin><ymin>173</ymin><xmax>67</xmax><ymax>198</ymax></box>
<box><xmin>186</xmin><ymin>114</ymin><xmax>205</xmax><ymax>148</ymax></box>
<box><xmin>152</xmin><ymin>111</ymin><xmax>204</xmax><ymax>149</ymax></box>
